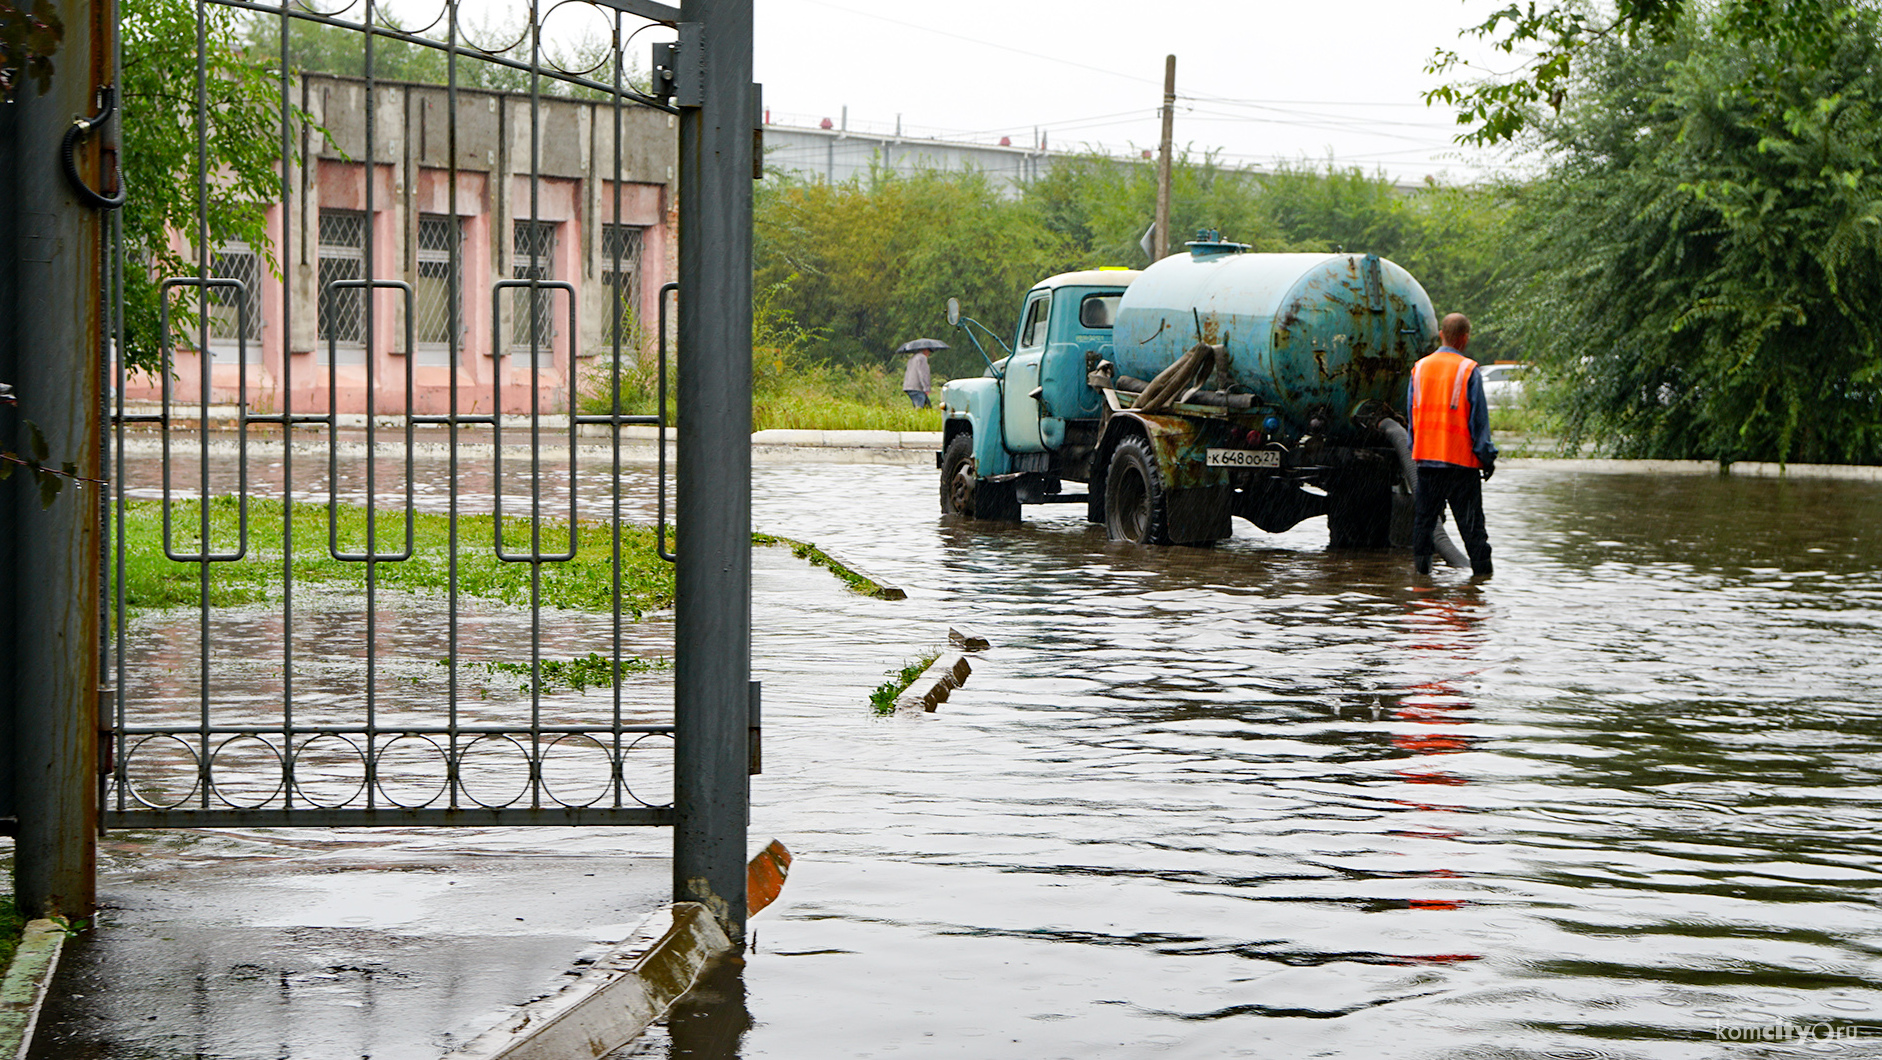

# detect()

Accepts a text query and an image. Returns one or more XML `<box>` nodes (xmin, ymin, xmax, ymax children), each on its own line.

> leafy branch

<box><xmin>0</xmin><ymin>384</ymin><xmax>101</xmax><ymax>508</ymax></box>
<box><xmin>0</xmin><ymin>0</ymin><xmax>62</xmax><ymax>99</ymax></box>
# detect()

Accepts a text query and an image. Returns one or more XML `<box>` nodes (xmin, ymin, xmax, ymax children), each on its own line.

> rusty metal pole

<box><xmin>0</xmin><ymin>0</ymin><xmax>109</xmax><ymax>919</ymax></box>
<box><xmin>1153</xmin><ymin>54</ymin><xmax>1175</xmax><ymax>262</ymax></box>
<box><xmin>673</xmin><ymin>0</ymin><xmax>752</xmax><ymax>942</ymax></box>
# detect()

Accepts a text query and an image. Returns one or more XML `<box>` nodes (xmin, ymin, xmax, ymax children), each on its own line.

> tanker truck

<box><xmin>937</xmin><ymin>232</ymin><xmax>1440</xmax><ymax>550</ymax></box>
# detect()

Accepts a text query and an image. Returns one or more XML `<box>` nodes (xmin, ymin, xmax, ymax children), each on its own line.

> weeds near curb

<box><xmin>753</xmin><ymin>533</ymin><xmax>898</xmax><ymax>599</ymax></box>
<box><xmin>870</xmin><ymin>651</ymin><xmax>941</xmax><ymax>714</ymax></box>
<box><xmin>440</xmin><ymin>652</ymin><xmax>672</xmax><ymax>695</ymax></box>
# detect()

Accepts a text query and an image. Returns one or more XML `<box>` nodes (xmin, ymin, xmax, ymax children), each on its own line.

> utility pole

<box><xmin>0</xmin><ymin>0</ymin><xmax>108</xmax><ymax>920</ymax></box>
<box><xmin>1153</xmin><ymin>54</ymin><xmax>1176</xmax><ymax>261</ymax></box>
<box><xmin>674</xmin><ymin>0</ymin><xmax>754</xmax><ymax>944</ymax></box>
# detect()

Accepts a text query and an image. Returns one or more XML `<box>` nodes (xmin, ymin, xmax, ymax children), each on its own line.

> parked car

<box><xmin>1480</xmin><ymin>362</ymin><xmax>1529</xmax><ymax>407</ymax></box>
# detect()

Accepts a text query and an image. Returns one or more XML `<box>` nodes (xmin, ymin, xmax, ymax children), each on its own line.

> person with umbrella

<box><xmin>897</xmin><ymin>337</ymin><xmax>947</xmax><ymax>408</ymax></box>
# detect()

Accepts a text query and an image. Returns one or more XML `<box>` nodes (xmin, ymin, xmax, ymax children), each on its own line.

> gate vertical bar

<box><xmin>673</xmin><ymin>0</ymin><xmax>753</xmax><ymax>941</ymax></box>
<box><xmin>0</xmin><ymin>0</ymin><xmax>106</xmax><ymax>919</ymax></box>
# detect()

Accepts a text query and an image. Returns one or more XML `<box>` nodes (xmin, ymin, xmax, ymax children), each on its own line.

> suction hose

<box><xmin>1379</xmin><ymin>419</ymin><xmax>1468</xmax><ymax>569</ymax></box>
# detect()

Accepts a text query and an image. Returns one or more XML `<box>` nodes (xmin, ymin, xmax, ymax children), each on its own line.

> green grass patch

<box><xmin>751</xmin><ymin>384</ymin><xmax>945</xmax><ymax>433</ymax></box>
<box><xmin>870</xmin><ymin>651</ymin><xmax>942</xmax><ymax>714</ymax></box>
<box><xmin>119</xmin><ymin>501</ymin><xmax>890</xmax><ymax>616</ymax></box>
<box><xmin>443</xmin><ymin>651</ymin><xmax>672</xmax><ymax>695</ymax></box>
<box><xmin>116</xmin><ymin>497</ymin><xmax>676</xmax><ymax>617</ymax></box>
<box><xmin>1488</xmin><ymin>406</ymin><xmax>1548</xmax><ymax>436</ymax></box>
<box><xmin>0</xmin><ymin>890</ymin><xmax>20</xmax><ymax>974</ymax></box>
<box><xmin>752</xmin><ymin>533</ymin><xmax>900</xmax><ymax>599</ymax></box>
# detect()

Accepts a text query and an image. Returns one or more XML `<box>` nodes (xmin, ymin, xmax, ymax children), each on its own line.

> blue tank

<box><xmin>1111</xmin><ymin>244</ymin><xmax>1438</xmax><ymax>440</ymax></box>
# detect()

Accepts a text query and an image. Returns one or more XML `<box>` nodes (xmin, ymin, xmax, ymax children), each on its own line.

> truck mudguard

<box><xmin>940</xmin><ymin>376</ymin><xmax>1011</xmax><ymax>478</ymax></box>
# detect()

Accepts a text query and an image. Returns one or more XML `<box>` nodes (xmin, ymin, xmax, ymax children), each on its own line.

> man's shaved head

<box><xmin>1440</xmin><ymin>313</ymin><xmax>1471</xmax><ymax>347</ymax></box>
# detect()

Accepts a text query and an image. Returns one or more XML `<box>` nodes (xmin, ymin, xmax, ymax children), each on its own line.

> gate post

<box><xmin>672</xmin><ymin>0</ymin><xmax>753</xmax><ymax>942</ymax></box>
<box><xmin>0</xmin><ymin>0</ymin><xmax>108</xmax><ymax>919</ymax></box>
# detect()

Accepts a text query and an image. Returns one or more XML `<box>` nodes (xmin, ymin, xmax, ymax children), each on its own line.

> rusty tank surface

<box><xmin>1111</xmin><ymin>245</ymin><xmax>1437</xmax><ymax>446</ymax></box>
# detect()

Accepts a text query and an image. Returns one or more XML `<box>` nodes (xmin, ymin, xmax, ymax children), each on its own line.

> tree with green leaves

<box><xmin>1427</xmin><ymin>0</ymin><xmax>1860</xmax><ymax>145</ymax></box>
<box><xmin>756</xmin><ymin>155</ymin><xmax>1513</xmax><ymax>377</ymax></box>
<box><xmin>756</xmin><ymin>165</ymin><xmax>1066</xmax><ymax>375</ymax></box>
<box><xmin>119</xmin><ymin>0</ymin><xmax>294</xmax><ymax>372</ymax></box>
<box><xmin>241</xmin><ymin>11</ymin><xmax>633</xmax><ymax>98</ymax></box>
<box><xmin>1022</xmin><ymin>149</ymin><xmax>1282</xmax><ymax>266</ymax></box>
<box><xmin>1497</xmin><ymin>0</ymin><xmax>1882</xmax><ymax>464</ymax></box>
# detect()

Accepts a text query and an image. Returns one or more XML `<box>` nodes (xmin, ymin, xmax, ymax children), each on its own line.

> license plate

<box><xmin>1206</xmin><ymin>448</ymin><xmax>1280</xmax><ymax>468</ymax></box>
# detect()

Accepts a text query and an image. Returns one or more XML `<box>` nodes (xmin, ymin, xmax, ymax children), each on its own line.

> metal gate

<box><xmin>95</xmin><ymin>0</ymin><xmax>742</xmax><ymax>837</ymax></box>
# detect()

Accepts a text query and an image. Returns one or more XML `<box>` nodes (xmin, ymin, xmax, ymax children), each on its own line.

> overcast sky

<box><xmin>747</xmin><ymin>0</ymin><xmax>1534</xmax><ymax>184</ymax></box>
<box><xmin>428</xmin><ymin>0</ymin><xmax>1537</xmax><ymax>184</ymax></box>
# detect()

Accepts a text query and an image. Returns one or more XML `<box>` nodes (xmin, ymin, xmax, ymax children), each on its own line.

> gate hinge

<box><xmin>650</xmin><ymin>23</ymin><xmax>704</xmax><ymax>107</ymax></box>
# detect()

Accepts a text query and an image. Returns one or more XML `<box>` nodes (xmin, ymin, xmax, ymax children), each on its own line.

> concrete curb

<box><xmin>755</xmin><ymin>534</ymin><xmax>908</xmax><ymax>600</ymax></box>
<box><xmin>1499</xmin><ymin>456</ymin><xmax>1882</xmax><ymax>481</ymax></box>
<box><xmin>442</xmin><ymin>902</ymin><xmax>731</xmax><ymax>1060</ymax></box>
<box><xmin>1</xmin><ymin>920</ymin><xmax>66</xmax><ymax>1060</ymax></box>
<box><xmin>895</xmin><ymin>652</ymin><xmax>974</xmax><ymax>714</ymax></box>
<box><xmin>830</xmin><ymin>553</ymin><xmax>907</xmax><ymax>601</ymax></box>
<box><xmin>948</xmin><ymin>625</ymin><xmax>990</xmax><ymax>651</ymax></box>
<box><xmin>751</xmin><ymin>428</ymin><xmax>940</xmax><ymax>450</ymax></box>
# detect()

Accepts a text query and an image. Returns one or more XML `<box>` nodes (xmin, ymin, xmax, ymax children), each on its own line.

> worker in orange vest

<box><xmin>1407</xmin><ymin>313</ymin><xmax>1497</xmax><ymax>577</ymax></box>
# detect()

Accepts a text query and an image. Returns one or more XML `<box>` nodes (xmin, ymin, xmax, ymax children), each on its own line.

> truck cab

<box><xmin>939</xmin><ymin>270</ymin><xmax>1136</xmax><ymax>520</ymax></box>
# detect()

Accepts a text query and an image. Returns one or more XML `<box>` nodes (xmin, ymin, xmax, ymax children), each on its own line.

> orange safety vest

<box><xmin>1409</xmin><ymin>349</ymin><xmax>1482</xmax><ymax>468</ymax></box>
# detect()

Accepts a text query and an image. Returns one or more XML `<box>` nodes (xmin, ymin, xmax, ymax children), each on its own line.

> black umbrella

<box><xmin>894</xmin><ymin>337</ymin><xmax>950</xmax><ymax>355</ymax></box>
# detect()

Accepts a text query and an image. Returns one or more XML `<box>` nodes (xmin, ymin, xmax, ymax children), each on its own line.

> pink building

<box><xmin>131</xmin><ymin>73</ymin><xmax>678</xmax><ymax>415</ymax></box>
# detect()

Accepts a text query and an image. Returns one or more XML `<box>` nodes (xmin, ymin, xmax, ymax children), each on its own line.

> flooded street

<box><xmin>725</xmin><ymin>464</ymin><xmax>1882</xmax><ymax>1058</ymax></box>
<box><xmin>96</xmin><ymin>447</ymin><xmax>1882</xmax><ymax>1057</ymax></box>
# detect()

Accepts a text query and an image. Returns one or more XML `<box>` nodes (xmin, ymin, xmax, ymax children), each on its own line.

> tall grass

<box><xmin>579</xmin><ymin>282</ymin><xmax>947</xmax><ymax>433</ymax></box>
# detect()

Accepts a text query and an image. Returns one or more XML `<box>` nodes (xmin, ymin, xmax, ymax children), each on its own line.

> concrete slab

<box><xmin>1</xmin><ymin>920</ymin><xmax>65</xmax><ymax>1060</ymax></box>
<box><xmin>25</xmin><ymin>847</ymin><xmax>670</xmax><ymax>1060</ymax></box>
<box><xmin>443</xmin><ymin>903</ymin><xmax>729</xmax><ymax>1060</ymax></box>
<box><xmin>894</xmin><ymin>653</ymin><xmax>972</xmax><ymax>714</ymax></box>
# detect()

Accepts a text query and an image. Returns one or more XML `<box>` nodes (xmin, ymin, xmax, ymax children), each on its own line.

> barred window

<box><xmin>599</xmin><ymin>224</ymin><xmax>644</xmax><ymax>353</ymax></box>
<box><xmin>511</xmin><ymin>219</ymin><xmax>557</xmax><ymax>361</ymax></box>
<box><xmin>318</xmin><ymin>210</ymin><xmax>366</xmax><ymax>361</ymax></box>
<box><xmin>413</xmin><ymin>214</ymin><xmax>462</xmax><ymax>364</ymax></box>
<box><xmin>207</xmin><ymin>241</ymin><xmax>262</xmax><ymax>363</ymax></box>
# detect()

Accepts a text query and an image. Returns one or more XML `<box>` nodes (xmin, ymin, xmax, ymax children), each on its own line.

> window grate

<box><xmin>318</xmin><ymin>210</ymin><xmax>366</xmax><ymax>356</ymax></box>
<box><xmin>599</xmin><ymin>224</ymin><xmax>644</xmax><ymax>353</ymax></box>
<box><xmin>413</xmin><ymin>214</ymin><xmax>462</xmax><ymax>358</ymax></box>
<box><xmin>207</xmin><ymin>243</ymin><xmax>262</xmax><ymax>362</ymax></box>
<box><xmin>512</xmin><ymin>219</ymin><xmax>557</xmax><ymax>359</ymax></box>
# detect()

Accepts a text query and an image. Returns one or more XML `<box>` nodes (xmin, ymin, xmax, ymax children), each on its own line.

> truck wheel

<box><xmin>1327</xmin><ymin>474</ymin><xmax>1393</xmax><ymax>549</ymax></box>
<box><xmin>940</xmin><ymin>434</ymin><xmax>1020</xmax><ymax>521</ymax></box>
<box><xmin>1103</xmin><ymin>435</ymin><xmax>1171</xmax><ymax>545</ymax></box>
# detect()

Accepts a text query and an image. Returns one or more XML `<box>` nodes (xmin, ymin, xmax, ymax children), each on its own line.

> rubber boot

<box><xmin>1468</xmin><ymin>545</ymin><xmax>1492</xmax><ymax>578</ymax></box>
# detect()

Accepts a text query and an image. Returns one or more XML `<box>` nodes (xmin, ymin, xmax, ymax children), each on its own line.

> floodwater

<box><xmin>80</xmin><ymin>445</ymin><xmax>1882</xmax><ymax>1056</ymax></box>
<box><xmin>711</xmin><ymin>464</ymin><xmax>1882</xmax><ymax>1058</ymax></box>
